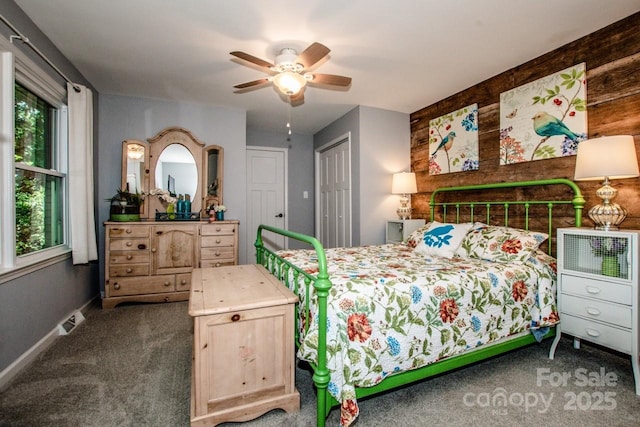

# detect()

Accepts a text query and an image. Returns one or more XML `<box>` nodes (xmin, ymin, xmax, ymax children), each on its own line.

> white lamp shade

<box><xmin>574</xmin><ymin>135</ymin><xmax>639</xmax><ymax>181</ymax></box>
<box><xmin>392</xmin><ymin>172</ymin><xmax>417</xmax><ymax>194</ymax></box>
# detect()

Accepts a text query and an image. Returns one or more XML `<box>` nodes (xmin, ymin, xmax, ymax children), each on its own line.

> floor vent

<box><xmin>57</xmin><ymin>311</ymin><xmax>85</xmax><ymax>335</ymax></box>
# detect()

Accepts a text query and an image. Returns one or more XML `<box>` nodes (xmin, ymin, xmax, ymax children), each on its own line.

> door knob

<box><xmin>275</xmin><ymin>213</ymin><xmax>284</xmax><ymax>218</ymax></box>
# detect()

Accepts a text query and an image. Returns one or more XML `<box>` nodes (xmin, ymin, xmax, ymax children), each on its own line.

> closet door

<box><xmin>317</xmin><ymin>137</ymin><xmax>351</xmax><ymax>249</ymax></box>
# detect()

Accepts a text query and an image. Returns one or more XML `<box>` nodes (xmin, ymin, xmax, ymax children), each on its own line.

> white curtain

<box><xmin>67</xmin><ymin>83</ymin><xmax>98</xmax><ymax>264</ymax></box>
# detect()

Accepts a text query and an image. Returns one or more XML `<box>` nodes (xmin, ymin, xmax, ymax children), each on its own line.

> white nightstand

<box><xmin>549</xmin><ymin>227</ymin><xmax>639</xmax><ymax>395</ymax></box>
<box><xmin>386</xmin><ymin>219</ymin><xmax>426</xmax><ymax>244</ymax></box>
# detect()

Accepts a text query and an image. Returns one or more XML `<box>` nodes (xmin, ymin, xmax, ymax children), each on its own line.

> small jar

<box><xmin>209</xmin><ymin>209</ymin><xmax>216</xmax><ymax>222</ymax></box>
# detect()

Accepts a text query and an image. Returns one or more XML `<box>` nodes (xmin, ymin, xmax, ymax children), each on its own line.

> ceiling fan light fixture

<box><xmin>272</xmin><ymin>71</ymin><xmax>306</xmax><ymax>95</ymax></box>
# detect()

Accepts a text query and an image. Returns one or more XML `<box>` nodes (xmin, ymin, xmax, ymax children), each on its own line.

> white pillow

<box><xmin>414</xmin><ymin>221</ymin><xmax>474</xmax><ymax>258</ymax></box>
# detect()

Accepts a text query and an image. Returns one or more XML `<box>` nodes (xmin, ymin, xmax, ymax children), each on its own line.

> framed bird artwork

<box><xmin>499</xmin><ymin>63</ymin><xmax>587</xmax><ymax>165</ymax></box>
<box><xmin>428</xmin><ymin>104</ymin><xmax>479</xmax><ymax>175</ymax></box>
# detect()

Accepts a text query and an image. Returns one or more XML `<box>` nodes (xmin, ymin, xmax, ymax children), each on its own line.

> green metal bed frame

<box><xmin>255</xmin><ymin>178</ymin><xmax>584</xmax><ymax>427</ymax></box>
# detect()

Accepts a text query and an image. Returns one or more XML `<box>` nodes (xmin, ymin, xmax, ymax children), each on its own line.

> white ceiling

<box><xmin>12</xmin><ymin>0</ymin><xmax>640</xmax><ymax>135</ymax></box>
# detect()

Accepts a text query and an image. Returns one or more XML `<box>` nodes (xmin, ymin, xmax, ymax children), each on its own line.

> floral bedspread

<box><xmin>276</xmin><ymin>243</ymin><xmax>558</xmax><ymax>426</ymax></box>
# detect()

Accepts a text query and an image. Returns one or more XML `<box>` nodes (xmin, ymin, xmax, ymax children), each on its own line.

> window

<box><xmin>1</xmin><ymin>41</ymin><xmax>69</xmax><ymax>279</ymax></box>
<box><xmin>14</xmin><ymin>83</ymin><xmax>64</xmax><ymax>256</ymax></box>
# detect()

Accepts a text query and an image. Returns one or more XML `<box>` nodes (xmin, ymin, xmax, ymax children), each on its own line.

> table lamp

<box><xmin>392</xmin><ymin>172</ymin><xmax>417</xmax><ymax>220</ymax></box>
<box><xmin>574</xmin><ymin>135</ymin><xmax>639</xmax><ymax>230</ymax></box>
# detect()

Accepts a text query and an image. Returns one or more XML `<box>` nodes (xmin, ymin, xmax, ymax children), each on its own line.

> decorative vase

<box><xmin>216</xmin><ymin>211</ymin><xmax>224</xmax><ymax>221</ymax></box>
<box><xmin>601</xmin><ymin>255</ymin><xmax>620</xmax><ymax>277</ymax></box>
<box><xmin>167</xmin><ymin>202</ymin><xmax>176</xmax><ymax>220</ymax></box>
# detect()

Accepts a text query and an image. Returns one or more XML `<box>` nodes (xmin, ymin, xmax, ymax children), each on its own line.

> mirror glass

<box><xmin>154</xmin><ymin>143</ymin><xmax>197</xmax><ymax>199</ymax></box>
<box><xmin>124</xmin><ymin>143</ymin><xmax>145</xmax><ymax>194</ymax></box>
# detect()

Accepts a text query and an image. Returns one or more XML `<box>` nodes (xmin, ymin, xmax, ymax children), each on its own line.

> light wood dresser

<box><xmin>189</xmin><ymin>265</ymin><xmax>300</xmax><ymax>426</ymax></box>
<box><xmin>103</xmin><ymin>220</ymin><xmax>239</xmax><ymax>309</ymax></box>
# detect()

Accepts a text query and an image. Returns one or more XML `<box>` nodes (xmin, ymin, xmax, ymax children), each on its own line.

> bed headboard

<box><xmin>429</xmin><ymin>178</ymin><xmax>585</xmax><ymax>255</ymax></box>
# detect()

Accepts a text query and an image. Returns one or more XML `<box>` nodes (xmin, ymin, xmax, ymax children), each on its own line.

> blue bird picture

<box><xmin>499</xmin><ymin>63</ymin><xmax>587</xmax><ymax>164</ymax></box>
<box><xmin>431</xmin><ymin>131</ymin><xmax>456</xmax><ymax>156</ymax></box>
<box><xmin>532</xmin><ymin>111</ymin><xmax>579</xmax><ymax>142</ymax></box>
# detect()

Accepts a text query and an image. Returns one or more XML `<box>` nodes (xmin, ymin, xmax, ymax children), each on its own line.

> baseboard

<box><xmin>0</xmin><ymin>296</ymin><xmax>97</xmax><ymax>391</ymax></box>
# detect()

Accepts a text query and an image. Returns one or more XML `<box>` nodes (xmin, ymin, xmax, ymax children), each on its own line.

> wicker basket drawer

<box><xmin>107</xmin><ymin>275</ymin><xmax>175</xmax><ymax>297</ymax></box>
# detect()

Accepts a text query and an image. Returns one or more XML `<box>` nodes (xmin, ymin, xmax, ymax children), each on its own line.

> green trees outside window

<box><xmin>14</xmin><ymin>83</ymin><xmax>63</xmax><ymax>256</ymax></box>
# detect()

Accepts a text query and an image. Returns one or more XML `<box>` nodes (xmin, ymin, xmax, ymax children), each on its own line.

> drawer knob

<box><xmin>151</xmin><ymin>248</ymin><xmax>157</xmax><ymax>253</ymax></box>
<box><xmin>586</xmin><ymin>286</ymin><xmax>601</xmax><ymax>294</ymax></box>
<box><xmin>126</xmin><ymin>242</ymin><xmax>133</xmax><ymax>247</ymax></box>
<box><xmin>126</xmin><ymin>254</ymin><xmax>133</xmax><ymax>260</ymax></box>
<box><xmin>586</xmin><ymin>307</ymin><xmax>601</xmax><ymax>316</ymax></box>
<box><xmin>215</xmin><ymin>251</ymin><xmax>221</xmax><ymax>256</ymax></box>
<box><xmin>164</xmin><ymin>281</ymin><xmax>170</xmax><ymax>287</ymax></box>
<box><xmin>216</xmin><ymin>227</ymin><xmax>221</xmax><ymax>232</ymax></box>
<box><xmin>113</xmin><ymin>283</ymin><xmax>120</xmax><ymax>290</ymax></box>
<box><xmin>585</xmin><ymin>328</ymin><xmax>601</xmax><ymax>338</ymax></box>
<box><xmin>126</xmin><ymin>229</ymin><xmax>132</xmax><ymax>234</ymax></box>
<box><xmin>231</xmin><ymin>314</ymin><xmax>240</xmax><ymax>322</ymax></box>
<box><xmin>216</xmin><ymin>239</ymin><xmax>221</xmax><ymax>244</ymax></box>
<box><xmin>180</xmin><ymin>279</ymin><xmax>187</xmax><ymax>285</ymax></box>
<box><xmin>126</xmin><ymin>268</ymin><xmax>132</xmax><ymax>273</ymax></box>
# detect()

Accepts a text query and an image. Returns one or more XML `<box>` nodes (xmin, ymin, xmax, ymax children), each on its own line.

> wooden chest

<box><xmin>189</xmin><ymin>265</ymin><xmax>300</xmax><ymax>426</ymax></box>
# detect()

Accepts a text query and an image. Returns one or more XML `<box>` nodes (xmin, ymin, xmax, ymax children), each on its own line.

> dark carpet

<box><xmin>1</xmin><ymin>300</ymin><xmax>639</xmax><ymax>426</ymax></box>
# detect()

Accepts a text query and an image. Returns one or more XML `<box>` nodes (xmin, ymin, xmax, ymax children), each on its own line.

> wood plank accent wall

<box><xmin>410</xmin><ymin>12</ymin><xmax>640</xmax><ymax>230</ymax></box>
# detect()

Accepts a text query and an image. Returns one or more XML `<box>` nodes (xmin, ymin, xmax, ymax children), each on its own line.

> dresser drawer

<box><xmin>108</xmin><ymin>225</ymin><xmax>150</xmax><ymax>238</ymax></box>
<box><xmin>200</xmin><ymin>260</ymin><xmax>235</xmax><ymax>269</ymax></box>
<box><xmin>561</xmin><ymin>313</ymin><xmax>632</xmax><ymax>353</ymax></box>
<box><xmin>176</xmin><ymin>273</ymin><xmax>191</xmax><ymax>292</ymax></box>
<box><xmin>201</xmin><ymin>235</ymin><xmax>235</xmax><ymax>247</ymax></box>
<box><xmin>561</xmin><ymin>294</ymin><xmax>631</xmax><ymax>328</ymax></box>
<box><xmin>201</xmin><ymin>223</ymin><xmax>236</xmax><ymax>236</ymax></box>
<box><xmin>109</xmin><ymin>264</ymin><xmax>150</xmax><ymax>277</ymax></box>
<box><xmin>560</xmin><ymin>274</ymin><xmax>631</xmax><ymax>305</ymax></box>
<box><xmin>108</xmin><ymin>238</ymin><xmax>150</xmax><ymax>252</ymax></box>
<box><xmin>109</xmin><ymin>251</ymin><xmax>150</xmax><ymax>264</ymax></box>
<box><xmin>201</xmin><ymin>247</ymin><xmax>235</xmax><ymax>260</ymax></box>
<box><xmin>107</xmin><ymin>275</ymin><xmax>175</xmax><ymax>296</ymax></box>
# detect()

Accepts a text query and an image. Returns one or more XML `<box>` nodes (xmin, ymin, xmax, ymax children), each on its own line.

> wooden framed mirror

<box><xmin>121</xmin><ymin>139</ymin><xmax>150</xmax><ymax>215</ymax></box>
<box><xmin>146</xmin><ymin>127</ymin><xmax>205</xmax><ymax>219</ymax></box>
<box><xmin>202</xmin><ymin>145</ymin><xmax>224</xmax><ymax>214</ymax></box>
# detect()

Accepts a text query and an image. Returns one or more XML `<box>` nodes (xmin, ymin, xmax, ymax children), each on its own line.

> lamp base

<box><xmin>397</xmin><ymin>194</ymin><xmax>412</xmax><ymax>220</ymax></box>
<box><xmin>589</xmin><ymin>178</ymin><xmax>627</xmax><ymax>230</ymax></box>
<box><xmin>588</xmin><ymin>202</ymin><xmax>626</xmax><ymax>231</ymax></box>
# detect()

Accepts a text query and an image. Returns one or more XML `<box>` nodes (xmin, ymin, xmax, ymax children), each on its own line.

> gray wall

<box><xmin>314</xmin><ymin>106</ymin><xmax>411</xmax><ymax>246</ymax></box>
<box><xmin>247</xmin><ymin>128</ymin><xmax>315</xmax><ymax>249</ymax></box>
<box><xmin>98</xmin><ymin>94</ymin><xmax>248</xmax><ymax>292</ymax></box>
<box><xmin>0</xmin><ymin>1</ymin><xmax>99</xmax><ymax>373</ymax></box>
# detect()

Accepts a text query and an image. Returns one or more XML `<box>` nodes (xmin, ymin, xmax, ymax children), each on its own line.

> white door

<box><xmin>246</xmin><ymin>147</ymin><xmax>287</xmax><ymax>261</ymax></box>
<box><xmin>317</xmin><ymin>135</ymin><xmax>351</xmax><ymax>248</ymax></box>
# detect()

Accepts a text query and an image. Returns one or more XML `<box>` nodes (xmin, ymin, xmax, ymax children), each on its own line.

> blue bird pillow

<box><xmin>414</xmin><ymin>221</ymin><xmax>474</xmax><ymax>258</ymax></box>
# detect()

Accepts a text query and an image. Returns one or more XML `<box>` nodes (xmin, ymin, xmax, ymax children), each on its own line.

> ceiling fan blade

<box><xmin>230</xmin><ymin>51</ymin><xmax>274</xmax><ymax>69</ymax></box>
<box><xmin>309</xmin><ymin>73</ymin><xmax>352</xmax><ymax>87</ymax></box>
<box><xmin>290</xmin><ymin>91</ymin><xmax>304</xmax><ymax>106</ymax></box>
<box><xmin>297</xmin><ymin>42</ymin><xmax>330</xmax><ymax>69</ymax></box>
<box><xmin>233</xmin><ymin>78</ymin><xmax>270</xmax><ymax>89</ymax></box>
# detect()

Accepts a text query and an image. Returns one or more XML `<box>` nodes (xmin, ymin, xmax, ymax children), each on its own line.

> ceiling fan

<box><xmin>230</xmin><ymin>42</ymin><xmax>352</xmax><ymax>106</ymax></box>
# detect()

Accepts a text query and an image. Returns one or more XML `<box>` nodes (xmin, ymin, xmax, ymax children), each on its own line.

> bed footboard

<box><xmin>255</xmin><ymin>224</ymin><xmax>332</xmax><ymax>425</ymax></box>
